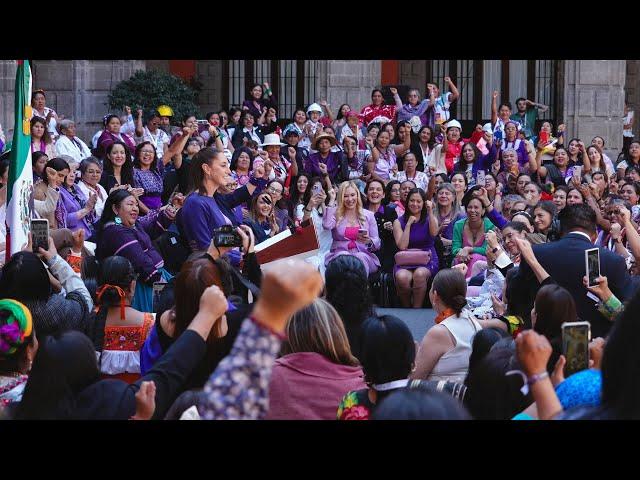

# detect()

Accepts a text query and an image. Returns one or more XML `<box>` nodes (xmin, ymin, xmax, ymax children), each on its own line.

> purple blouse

<box><xmin>305</xmin><ymin>152</ymin><xmax>343</xmax><ymax>181</ymax></box>
<box><xmin>134</xmin><ymin>161</ymin><xmax>164</xmax><ymax>210</ymax></box>
<box><xmin>59</xmin><ymin>185</ymin><xmax>96</xmax><ymax>238</ymax></box>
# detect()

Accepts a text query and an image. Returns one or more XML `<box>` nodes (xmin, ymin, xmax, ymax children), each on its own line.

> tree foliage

<box><xmin>108</xmin><ymin>69</ymin><xmax>200</xmax><ymax>122</ymax></box>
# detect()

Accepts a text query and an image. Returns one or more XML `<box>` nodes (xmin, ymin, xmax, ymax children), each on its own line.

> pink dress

<box><xmin>323</xmin><ymin>207</ymin><xmax>381</xmax><ymax>275</ymax></box>
<box><xmin>453</xmin><ymin>227</ymin><xmax>487</xmax><ymax>279</ymax></box>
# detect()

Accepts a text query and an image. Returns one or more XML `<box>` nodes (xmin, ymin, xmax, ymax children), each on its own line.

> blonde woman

<box><xmin>267</xmin><ymin>298</ymin><xmax>366</xmax><ymax>420</ymax></box>
<box><xmin>323</xmin><ymin>181</ymin><xmax>381</xmax><ymax>275</ymax></box>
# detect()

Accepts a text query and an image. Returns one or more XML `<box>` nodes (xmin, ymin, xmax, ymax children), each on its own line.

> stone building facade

<box><xmin>0</xmin><ymin>59</ymin><xmax>636</xmax><ymax>161</ymax></box>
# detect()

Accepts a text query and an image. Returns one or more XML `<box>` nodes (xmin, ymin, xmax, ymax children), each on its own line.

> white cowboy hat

<box><xmin>259</xmin><ymin>133</ymin><xmax>285</xmax><ymax>147</ymax></box>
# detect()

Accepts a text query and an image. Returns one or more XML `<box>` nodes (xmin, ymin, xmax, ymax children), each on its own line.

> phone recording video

<box><xmin>585</xmin><ymin>248</ymin><xmax>600</xmax><ymax>287</ymax></box>
<box><xmin>561</xmin><ymin>321</ymin><xmax>591</xmax><ymax>377</ymax></box>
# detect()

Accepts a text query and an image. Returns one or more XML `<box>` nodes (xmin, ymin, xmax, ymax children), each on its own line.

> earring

<box><xmin>114</xmin><ymin>216</ymin><xmax>122</xmax><ymax>225</ymax></box>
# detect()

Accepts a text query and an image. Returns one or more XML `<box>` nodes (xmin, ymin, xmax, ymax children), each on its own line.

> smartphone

<box><xmin>573</xmin><ymin>165</ymin><xmax>583</xmax><ymax>181</ymax></box>
<box><xmin>152</xmin><ymin>281</ymin><xmax>167</xmax><ymax>313</ymax></box>
<box><xmin>312</xmin><ymin>184</ymin><xmax>323</xmax><ymax>195</ymax></box>
<box><xmin>31</xmin><ymin>219</ymin><xmax>49</xmax><ymax>253</ymax></box>
<box><xmin>539</xmin><ymin>131</ymin><xmax>549</xmax><ymax>144</ymax></box>
<box><xmin>358</xmin><ymin>228</ymin><xmax>368</xmax><ymax>235</ymax></box>
<box><xmin>196</xmin><ymin>119</ymin><xmax>209</xmax><ymax>125</ymax></box>
<box><xmin>561</xmin><ymin>321</ymin><xmax>591</xmax><ymax>377</ymax></box>
<box><xmin>494</xmin><ymin>129</ymin><xmax>503</xmax><ymax>141</ymax></box>
<box><xmin>585</xmin><ymin>248</ymin><xmax>600</xmax><ymax>287</ymax></box>
<box><xmin>476</xmin><ymin>169</ymin><xmax>486</xmax><ymax>187</ymax></box>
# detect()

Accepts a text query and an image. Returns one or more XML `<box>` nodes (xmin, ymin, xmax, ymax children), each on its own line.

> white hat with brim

<box><xmin>307</xmin><ymin>103</ymin><xmax>323</xmax><ymax>114</ymax></box>
<box><xmin>482</xmin><ymin>122</ymin><xmax>493</xmax><ymax>133</ymax></box>
<box><xmin>259</xmin><ymin>133</ymin><xmax>285</xmax><ymax>147</ymax></box>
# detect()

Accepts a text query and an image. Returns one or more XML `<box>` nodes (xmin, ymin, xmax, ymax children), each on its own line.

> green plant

<box><xmin>108</xmin><ymin>69</ymin><xmax>200</xmax><ymax>123</ymax></box>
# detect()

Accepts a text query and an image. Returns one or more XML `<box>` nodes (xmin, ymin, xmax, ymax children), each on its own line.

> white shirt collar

<box><xmin>569</xmin><ymin>230</ymin><xmax>593</xmax><ymax>243</ymax></box>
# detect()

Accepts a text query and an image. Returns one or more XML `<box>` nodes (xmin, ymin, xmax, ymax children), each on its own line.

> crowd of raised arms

<box><xmin>0</xmin><ymin>78</ymin><xmax>639</xmax><ymax>420</ymax></box>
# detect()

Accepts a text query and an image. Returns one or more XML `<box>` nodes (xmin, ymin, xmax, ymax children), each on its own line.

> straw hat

<box><xmin>313</xmin><ymin>133</ymin><xmax>337</xmax><ymax>150</ymax></box>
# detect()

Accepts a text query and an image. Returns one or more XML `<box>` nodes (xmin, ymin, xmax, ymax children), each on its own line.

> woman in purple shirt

<box><xmin>323</xmin><ymin>181</ymin><xmax>381</xmax><ymax>276</ymax></box>
<box><xmin>59</xmin><ymin>163</ymin><xmax>98</xmax><ymax>239</ymax></box>
<box><xmin>95</xmin><ymin>189</ymin><xmax>175</xmax><ymax>311</ymax></box>
<box><xmin>133</xmin><ymin>141</ymin><xmax>164</xmax><ymax>213</ymax></box>
<box><xmin>96</xmin><ymin>114</ymin><xmax>136</xmax><ymax>160</ymax></box>
<box><xmin>393</xmin><ymin>188</ymin><xmax>439</xmax><ymax>308</ymax></box>
<box><xmin>241</xmin><ymin>82</ymin><xmax>277</xmax><ymax>120</ymax></box>
<box><xmin>176</xmin><ymin>147</ymin><xmax>267</xmax><ymax>254</ymax></box>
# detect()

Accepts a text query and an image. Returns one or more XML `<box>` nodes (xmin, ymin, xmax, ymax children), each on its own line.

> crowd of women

<box><xmin>0</xmin><ymin>79</ymin><xmax>639</xmax><ymax>420</ymax></box>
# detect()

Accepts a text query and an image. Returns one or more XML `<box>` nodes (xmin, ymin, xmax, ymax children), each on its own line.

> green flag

<box><xmin>6</xmin><ymin>60</ymin><xmax>33</xmax><ymax>260</ymax></box>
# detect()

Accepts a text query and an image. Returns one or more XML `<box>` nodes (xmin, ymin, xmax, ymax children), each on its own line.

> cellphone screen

<box><xmin>31</xmin><ymin>219</ymin><xmax>49</xmax><ymax>253</ymax></box>
<box><xmin>562</xmin><ymin>323</ymin><xmax>591</xmax><ymax>377</ymax></box>
<box><xmin>585</xmin><ymin>248</ymin><xmax>600</xmax><ymax>287</ymax></box>
<box><xmin>477</xmin><ymin>170</ymin><xmax>486</xmax><ymax>187</ymax></box>
<box><xmin>312</xmin><ymin>184</ymin><xmax>323</xmax><ymax>195</ymax></box>
<box><xmin>539</xmin><ymin>131</ymin><xmax>549</xmax><ymax>144</ymax></box>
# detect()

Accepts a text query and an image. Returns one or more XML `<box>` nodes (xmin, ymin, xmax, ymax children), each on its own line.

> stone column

<box><xmin>625</xmin><ymin>60</ymin><xmax>640</xmax><ymax>139</ymax></box>
<box><xmin>0</xmin><ymin>60</ymin><xmax>18</xmax><ymax>142</ymax></box>
<box><xmin>318</xmin><ymin>60</ymin><xmax>381</xmax><ymax>112</ymax></box>
<box><xmin>563</xmin><ymin>60</ymin><xmax>626</xmax><ymax>160</ymax></box>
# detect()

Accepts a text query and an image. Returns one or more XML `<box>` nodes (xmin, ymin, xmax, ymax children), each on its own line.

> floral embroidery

<box><xmin>200</xmin><ymin>318</ymin><xmax>282</xmax><ymax>420</ymax></box>
<box><xmin>337</xmin><ymin>390</ymin><xmax>371</xmax><ymax>421</ymax></box>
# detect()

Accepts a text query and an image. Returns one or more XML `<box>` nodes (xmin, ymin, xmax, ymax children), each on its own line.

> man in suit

<box><xmin>513</xmin><ymin>204</ymin><xmax>635</xmax><ymax>338</ymax></box>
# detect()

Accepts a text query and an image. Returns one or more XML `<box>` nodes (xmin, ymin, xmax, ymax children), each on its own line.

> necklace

<box><xmin>467</xmin><ymin>222</ymin><xmax>484</xmax><ymax>245</ymax></box>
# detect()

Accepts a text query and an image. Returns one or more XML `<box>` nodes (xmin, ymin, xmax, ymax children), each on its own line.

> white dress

<box><xmin>427</xmin><ymin>310</ymin><xmax>481</xmax><ymax>383</ymax></box>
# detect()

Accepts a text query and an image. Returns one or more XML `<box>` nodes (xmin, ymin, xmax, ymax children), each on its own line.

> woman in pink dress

<box><xmin>323</xmin><ymin>181</ymin><xmax>381</xmax><ymax>276</ymax></box>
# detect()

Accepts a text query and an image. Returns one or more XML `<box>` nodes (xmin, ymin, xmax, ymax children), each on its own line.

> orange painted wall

<box><xmin>381</xmin><ymin>60</ymin><xmax>399</xmax><ymax>85</ymax></box>
<box><xmin>168</xmin><ymin>60</ymin><xmax>196</xmax><ymax>80</ymax></box>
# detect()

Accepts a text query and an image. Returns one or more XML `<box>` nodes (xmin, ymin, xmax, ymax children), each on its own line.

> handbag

<box><xmin>394</xmin><ymin>249</ymin><xmax>431</xmax><ymax>266</ymax></box>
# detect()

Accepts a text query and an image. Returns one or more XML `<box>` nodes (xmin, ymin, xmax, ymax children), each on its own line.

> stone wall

<box><xmin>195</xmin><ymin>60</ymin><xmax>223</xmax><ymax>116</ymax></box>
<box><xmin>318</xmin><ymin>60</ymin><xmax>381</xmax><ymax>111</ymax></box>
<box><xmin>563</xmin><ymin>60</ymin><xmax>626</xmax><ymax>160</ymax></box>
<box><xmin>0</xmin><ymin>60</ymin><xmax>146</xmax><ymax>144</ymax></box>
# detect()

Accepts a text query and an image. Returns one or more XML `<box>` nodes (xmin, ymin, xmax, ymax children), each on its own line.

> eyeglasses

<box><xmin>140</xmin><ymin>150</ymin><xmax>155</xmax><ymax>155</ymax></box>
<box><xmin>267</xmin><ymin>186</ymin><xmax>283</xmax><ymax>194</ymax></box>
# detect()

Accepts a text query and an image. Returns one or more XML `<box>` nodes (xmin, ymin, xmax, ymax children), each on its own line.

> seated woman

<box><xmin>433</xmin><ymin>183</ymin><xmax>466</xmax><ymax>269</ymax></box>
<box><xmin>343</xmin><ymin>134</ymin><xmax>370</xmax><ymax>191</ymax></box>
<box><xmin>338</xmin><ymin>314</ymin><xmax>467</xmax><ymax>420</ymax></box>
<box><xmin>290</xmin><ymin>172</ymin><xmax>312</xmax><ymax>222</ymax></box>
<box><xmin>532</xmin><ymin>200</ymin><xmax>558</xmax><ymax>240</ymax></box>
<box><xmin>323</xmin><ymin>181</ymin><xmax>381</xmax><ymax>276</ymax></box>
<box><xmin>359</xmin><ymin>89</ymin><xmax>397</xmax><ymax>126</ymax></box>
<box><xmin>364</xmin><ymin>179</ymin><xmax>398</xmax><ymax>274</ymax></box>
<box><xmin>242</xmin><ymin>82</ymin><xmax>276</xmax><ymax>120</ymax></box>
<box><xmin>584</xmin><ymin>144</ymin><xmax>615</xmax><ymax>179</ymax></box>
<box><xmin>0</xmin><ymin>239</ymin><xmax>93</xmax><ymax>339</ymax></box>
<box><xmin>367</xmin><ymin>125</ymin><xmax>412</xmax><ymax>184</ymax></box>
<box><xmin>384</xmin><ymin>179</ymin><xmax>404</xmax><ymax>216</ymax></box>
<box><xmin>33</xmin><ymin>157</ymin><xmax>70</xmax><ymax>230</ymax></box>
<box><xmin>176</xmin><ymin>147</ymin><xmax>267</xmax><ymax>255</ymax></box>
<box><xmin>393</xmin><ymin>188</ymin><xmax>439</xmax><ymax>308</ymax></box>
<box><xmin>267</xmin><ymin>298</ymin><xmax>366</xmax><ymax>420</ymax></box>
<box><xmin>99</xmin><ymin>141</ymin><xmax>135</xmax><ymax>194</ymax></box>
<box><xmin>258</xmin><ymin>134</ymin><xmax>298</xmax><ymax>186</ymax></box>
<box><xmin>229</xmin><ymin>146</ymin><xmax>254</xmax><ymax>188</ymax></box>
<box><xmin>452</xmin><ymin>192</ymin><xmax>497</xmax><ymax>278</ymax></box>
<box><xmin>411</xmin><ymin>126</ymin><xmax>438</xmax><ymax>173</ymax></box>
<box><xmin>392</xmin><ymin>152</ymin><xmax>429</xmax><ymax>191</ymax></box>
<box><xmin>451</xmin><ymin>172</ymin><xmax>468</xmax><ymax>207</ymax></box>
<box><xmin>266</xmin><ymin>180</ymin><xmax>292</xmax><ymax>232</ymax></box>
<box><xmin>32</xmin><ymin>151</ymin><xmax>48</xmax><ymax>185</ymax></box>
<box><xmin>0</xmin><ymin>299</ymin><xmax>38</xmax><ymax>410</ymax></box>
<box><xmin>95</xmin><ymin>189</ymin><xmax>175</xmax><ymax>311</ymax></box>
<box><xmin>412</xmin><ymin>269</ymin><xmax>481</xmax><ymax>383</ymax></box>
<box><xmin>94</xmin><ymin>256</ymin><xmax>155</xmax><ymax>384</ymax></box>
<box><xmin>133</xmin><ymin>141</ymin><xmax>164</xmax><ymax>214</ymax></box>
<box><xmin>77</xmin><ymin>157</ymin><xmax>108</xmax><ymax>218</ymax></box>
<box><xmin>532</xmin><ymin>146</ymin><xmax>573</xmax><ymax>189</ymax></box>
<box><xmin>452</xmin><ymin>141</ymin><xmax>498</xmax><ymax>188</ymax></box>
<box><xmin>96</xmin><ymin>114</ymin><xmax>136</xmax><ymax>160</ymax></box>
<box><xmin>231</xmin><ymin>111</ymin><xmax>264</xmax><ymax>149</ymax></box>
<box><xmin>245</xmin><ymin>192</ymin><xmax>279</xmax><ymax>244</ymax></box>
<box><xmin>59</xmin><ymin>161</ymin><xmax>98</xmax><ymax>239</ymax></box>
<box><xmin>30</xmin><ymin>117</ymin><xmax>56</xmax><ymax>159</ymax></box>
<box><xmin>304</xmin><ymin>134</ymin><xmax>347</xmax><ymax>183</ymax></box>
<box><xmin>553</xmin><ymin>185</ymin><xmax>569</xmax><ymax>212</ymax></box>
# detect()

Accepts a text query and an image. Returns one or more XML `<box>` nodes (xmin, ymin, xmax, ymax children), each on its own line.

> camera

<box><xmin>213</xmin><ymin>225</ymin><xmax>243</xmax><ymax>248</ymax></box>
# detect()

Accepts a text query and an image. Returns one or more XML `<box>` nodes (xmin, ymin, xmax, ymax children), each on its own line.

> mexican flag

<box><xmin>5</xmin><ymin>60</ymin><xmax>33</xmax><ymax>261</ymax></box>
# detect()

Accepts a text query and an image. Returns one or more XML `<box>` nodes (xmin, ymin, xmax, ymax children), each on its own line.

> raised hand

<box><xmin>389</xmin><ymin>87</ymin><xmax>398</xmax><ymax>96</ymax></box>
<box><xmin>71</xmin><ymin>229</ymin><xmax>85</xmax><ymax>253</ymax></box>
<box><xmin>130</xmin><ymin>381</ymin><xmax>156</xmax><ymax>420</ymax></box>
<box><xmin>515</xmin><ymin>330</ymin><xmax>553</xmax><ymax>377</ymax></box>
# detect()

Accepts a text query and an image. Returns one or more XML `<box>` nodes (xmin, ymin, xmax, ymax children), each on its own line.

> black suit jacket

<box><xmin>514</xmin><ymin>232</ymin><xmax>634</xmax><ymax>338</ymax></box>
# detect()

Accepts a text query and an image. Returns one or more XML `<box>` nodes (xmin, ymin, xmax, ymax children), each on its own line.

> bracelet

<box><xmin>527</xmin><ymin>371</ymin><xmax>549</xmax><ymax>386</ymax></box>
<box><xmin>304</xmin><ymin>207</ymin><xmax>313</xmax><ymax>212</ymax></box>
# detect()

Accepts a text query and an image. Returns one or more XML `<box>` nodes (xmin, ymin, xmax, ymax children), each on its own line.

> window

<box><xmin>423</xmin><ymin>59</ymin><xmax>558</xmax><ymax>132</ymax></box>
<box><xmin>223</xmin><ymin>60</ymin><xmax>319</xmax><ymax>121</ymax></box>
